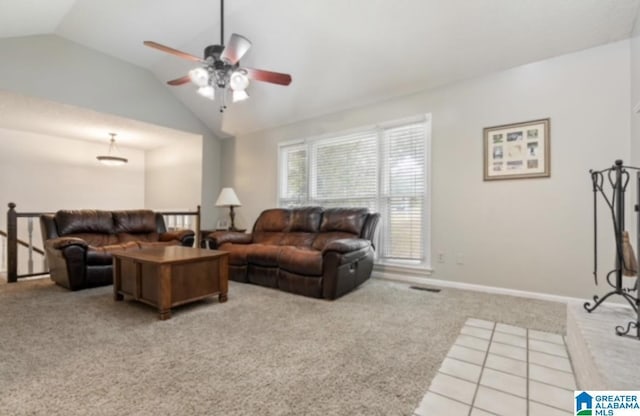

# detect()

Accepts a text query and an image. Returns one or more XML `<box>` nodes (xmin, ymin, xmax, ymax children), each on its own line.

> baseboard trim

<box><xmin>372</xmin><ymin>270</ymin><xmax>585</xmax><ymax>304</ymax></box>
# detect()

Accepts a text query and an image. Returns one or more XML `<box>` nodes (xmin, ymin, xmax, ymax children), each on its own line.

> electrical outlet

<box><xmin>437</xmin><ymin>251</ymin><xmax>445</xmax><ymax>263</ymax></box>
<box><xmin>456</xmin><ymin>253</ymin><xmax>464</xmax><ymax>265</ymax></box>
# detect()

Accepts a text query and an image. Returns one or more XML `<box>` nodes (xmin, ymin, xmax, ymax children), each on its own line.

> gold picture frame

<box><xmin>483</xmin><ymin>118</ymin><xmax>550</xmax><ymax>181</ymax></box>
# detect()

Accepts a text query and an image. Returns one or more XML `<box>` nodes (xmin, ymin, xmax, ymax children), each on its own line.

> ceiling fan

<box><xmin>143</xmin><ymin>0</ymin><xmax>292</xmax><ymax>113</ymax></box>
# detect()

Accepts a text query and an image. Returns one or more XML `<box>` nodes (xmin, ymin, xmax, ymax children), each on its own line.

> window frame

<box><xmin>277</xmin><ymin>114</ymin><xmax>432</xmax><ymax>269</ymax></box>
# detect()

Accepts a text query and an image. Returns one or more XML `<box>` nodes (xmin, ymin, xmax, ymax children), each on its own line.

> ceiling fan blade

<box><xmin>220</xmin><ymin>33</ymin><xmax>252</xmax><ymax>64</ymax></box>
<box><xmin>244</xmin><ymin>68</ymin><xmax>292</xmax><ymax>86</ymax></box>
<box><xmin>167</xmin><ymin>75</ymin><xmax>191</xmax><ymax>86</ymax></box>
<box><xmin>143</xmin><ymin>41</ymin><xmax>203</xmax><ymax>63</ymax></box>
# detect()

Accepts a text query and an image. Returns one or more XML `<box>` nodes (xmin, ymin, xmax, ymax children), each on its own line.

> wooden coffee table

<box><xmin>112</xmin><ymin>246</ymin><xmax>229</xmax><ymax>320</ymax></box>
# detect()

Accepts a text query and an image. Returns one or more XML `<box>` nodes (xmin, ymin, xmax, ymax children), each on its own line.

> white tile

<box><xmin>529</xmin><ymin>380</ymin><xmax>573</xmax><ymax>412</ymax></box>
<box><xmin>492</xmin><ymin>332</ymin><xmax>527</xmax><ymax>348</ymax></box>
<box><xmin>484</xmin><ymin>354</ymin><xmax>527</xmax><ymax>377</ymax></box>
<box><xmin>461</xmin><ymin>325</ymin><xmax>493</xmax><ymax>340</ymax></box>
<box><xmin>439</xmin><ymin>357</ymin><xmax>483</xmax><ymax>383</ymax></box>
<box><xmin>466</xmin><ymin>318</ymin><xmax>495</xmax><ymax>329</ymax></box>
<box><xmin>414</xmin><ymin>392</ymin><xmax>470</xmax><ymax>416</ymax></box>
<box><xmin>528</xmin><ymin>351</ymin><xmax>573</xmax><ymax>373</ymax></box>
<box><xmin>488</xmin><ymin>342</ymin><xmax>526</xmax><ymax>361</ymax></box>
<box><xmin>529</xmin><ymin>329</ymin><xmax>564</xmax><ymax>345</ymax></box>
<box><xmin>455</xmin><ymin>334</ymin><xmax>490</xmax><ymax>352</ymax></box>
<box><xmin>428</xmin><ymin>373</ymin><xmax>477</xmax><ymax>404</ymax></box>
<box><xmin>529</xmin><ymin>339</ymin><xmax>568</xmax><ymax>357</ymax></box>
<box><xmin>470</xmin><ymin>408</ymin><xmax>496</xmax><ymax>416</ymax></box>
<box><xmin>495</xmin><ymin>323</ymin><xmax>526</xmax><ymax>336</ymax></box>
<box><xmin>474</xmin><ymin>386</ymin><xmax>527</xmax><ymax>416</ymax></box>
<box><xmin>479</xmin><ymin>368</ymin><xmax>526</xmax><ymax>398</ymax></box>
<box><xmin>529</xmin><ymin>364</ymin><xmax>576</xmax><ymax>390</ymax></box>
<box><xmin>529</xmin><ymin>401</ymin><xmax>572</xmax><ymax>416</ymax></box>
<box><xmin>447</xmin><ymin>344</ymin><xmax>486</xmax><ymax>365</ymax></box>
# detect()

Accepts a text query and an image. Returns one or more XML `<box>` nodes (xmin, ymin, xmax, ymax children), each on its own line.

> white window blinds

<box><xmin>380</xmin><ymin>122</ymin><xmax>426</xmax><ymax>261</ymax></box>
<box><xmin>278</xmin><ymin>115</ymin><xmax>429</xmax><ymax>265</ymax></box>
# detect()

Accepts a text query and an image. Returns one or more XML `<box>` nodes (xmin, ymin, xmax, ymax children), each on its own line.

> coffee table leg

<box><xmin>219</xmin><ymin>255</ymin><xmax>229</xmax><ymax>303</ymax></box>
<box><xmin>113</xmin><ymin>258</ymin><xmax>124</xmax><ymax>301</ymax></box>
<box><xmin>158</xmin><ymin>264</ymin><xmax>172</xmax><ymax>320</ymax></box>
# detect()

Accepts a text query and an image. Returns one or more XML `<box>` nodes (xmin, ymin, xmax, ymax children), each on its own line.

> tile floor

<box><xmin>413</xmin><ymin>318</ymin><xmax>575</xmax><ymax>416</ymax></box>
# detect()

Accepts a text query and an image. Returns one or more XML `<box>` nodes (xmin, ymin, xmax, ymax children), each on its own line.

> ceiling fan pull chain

<box><xmin>220</xmin><ymin>87</ymin><xmax>227</xmax><ymax>113</ymax></box>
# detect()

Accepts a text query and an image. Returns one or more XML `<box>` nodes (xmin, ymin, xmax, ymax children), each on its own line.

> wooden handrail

<box><xmin>0</xmin><ymin>230</ymin><xmax>44</xmax><ymax>255</ymax></box>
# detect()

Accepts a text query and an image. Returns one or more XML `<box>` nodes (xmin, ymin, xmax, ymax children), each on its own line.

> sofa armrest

<box><xmin>322</xmin><ymin>238</ymin><xmax>370</xmax><ymax>254</ymax></box>
<box><xmin>206</xmin><ymin>231</ymin><xmax>253</xmax><ymax>249</ymax></box>
<box><xmin>159</xmin><ymin>229</ymin><xmax>195</xmax><ymax>242</ymax></box>
<box><xmin>47</xmin><ymin>236</ymin><xmax>89</xmax><ymax>250</ymax></box>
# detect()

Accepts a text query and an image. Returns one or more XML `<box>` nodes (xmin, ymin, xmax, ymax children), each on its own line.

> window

<box><xmin>278</xmin><ymin>115</ymin><xmax>431</xmax><ymax>266</ymax></box>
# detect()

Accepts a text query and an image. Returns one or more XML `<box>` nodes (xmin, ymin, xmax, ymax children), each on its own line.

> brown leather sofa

<box><xmin>205</xmin><ymin>207</ymin><xmax>379</xmax><ymax>299</ymax></box>
<box><xmin>40</xmin><ymin>210</ymin><xmax>195</xmax><ymax>290</ymax></box>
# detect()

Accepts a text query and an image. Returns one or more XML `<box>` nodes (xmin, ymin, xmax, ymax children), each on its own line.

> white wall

<box><xmin>631</xmin><ymin>9</ymin><xmax>640</xmax><ymax>166</ymax></box>
<box><xmin>145</xmin><ymin>137</ymin><xmax>203</xmax><ymax>212</ymax></box>
<box><xmin>0</xmin><ymin>34</ymin><xmax>222</xmax><ymax>228</ymax></box>
<box><xmin>221</xmin><ymin>41</ymin><xmax>631</xmax><ymax>299</ymax></box>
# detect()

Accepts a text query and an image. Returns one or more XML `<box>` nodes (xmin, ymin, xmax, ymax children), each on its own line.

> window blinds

<box><xmin>380</xmin><ymin>122</ymin><xmax>426</xmax><ymax>261</ymax></box>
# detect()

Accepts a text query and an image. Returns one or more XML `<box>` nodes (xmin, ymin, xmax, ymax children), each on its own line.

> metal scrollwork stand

<box><xmin>586</xmin><ymin>159</ymin><xmax>640</xmax><ymax>339</ymax></box>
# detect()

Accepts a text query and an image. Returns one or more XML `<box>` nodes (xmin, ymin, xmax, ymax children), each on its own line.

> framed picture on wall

<box><xmin>483</xmin><ymin>118</ymin><xmax>550</xmax><ymax>181</ymax></box>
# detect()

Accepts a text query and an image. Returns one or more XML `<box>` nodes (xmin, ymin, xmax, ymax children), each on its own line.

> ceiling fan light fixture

<box><xmin>97</xmin><ymin>133</ymin><xmax>128</xmax><ymax>166</ymax></box>
<box><xmin>229</xmin><ymin>70</ymin><xmax>249</xmax><ymax>91</ymax></box>
<box><xmin>189</xmin><ymin>67</ymin><xmax>210</xmax><ymax>87</ymax></box>
<box><xmin>232</xmin><ymin>89</ymin><xmax>249</xmax><ymax>103</ymax></box>
<box><xmin>197</xmin><ymin>85</ymin><xmax>215</xmax><ymax>100</ymax></box>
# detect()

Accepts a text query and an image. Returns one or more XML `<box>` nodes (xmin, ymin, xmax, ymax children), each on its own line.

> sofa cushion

<box><xmin>220</xmin><ymin>243</ymin><xmax>255</xmax><ymax>266</ymax></box>
<box><xmin>247</xmin><ymin>244</ymin><xmax>283</xmax><ymax>267</ymax></box>
<box><xmin>67</xmin><ymin>233</ymin><xmax>119</xmax><ymax>247</ymax></box>
<box><xmin>86</xmin><ymin>242</ymin><xmax>139</xmax><ymax>265</ymax></box>
<box><xmin>278</xmin><ymin>246</ymin><xmax>322</xmax><ymax>276</ymax></box>
<box><xmin>254</xmin><ymin>209</ymin><xmax>290</xmax><ymax>232</ymax></box>
<box><xmin>253</xmin><ymin>232</ymin><xmax>286</xmax><ymax>245</ymax></box>
<box><xmin>290</xmin><ymin>207</ymin><xmax>323</xmax><ymax>232</ymax></box>
<box><xmin>56</xmin><ymin>210</ymin><xmax>114</xmax><ymax>235</ymax></box>
<box><xmin>279</xmin><ymin>232</ymin><xmax>316</xmax><ymax>248</ymax></box>
<box><xmin>113</xmin><ymin>210</ymin><xmax>157</xmax><ymax>233</ymax></box>
<box><xmin>117</xmin><ymin>232</ymin><xmax>161</xmax><ymax>243</ymax></box>
<box><xmin>320</xmin><ymin>208</ymin><xmax>369</xmax><ymax>235</ymax></box>
<box><xmin>137</xmin><ymin>240</ymin><xmax>179</xmax><ymax>249</ymax></box>
<box><xmin>312</xmin><ymin>232</ymin><xmax>359</xmax><ymax>251</ymax></box>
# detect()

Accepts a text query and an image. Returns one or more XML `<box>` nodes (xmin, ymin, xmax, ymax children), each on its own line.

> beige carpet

<box><xmin>0</xmin><ymin>278</ymin><xmax>565</xmax><ymax>416</ymax></box>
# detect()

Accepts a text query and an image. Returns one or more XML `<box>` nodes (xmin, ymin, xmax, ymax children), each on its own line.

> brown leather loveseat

<box><xmin>205</xmin><ymin>207</ymin><xmax>379</xmax><ymax>299</ymax></box>
<box><xmin>41</xmin><ymin>210</ymin><xmax>195</xmax><ymax>290</ymax></box>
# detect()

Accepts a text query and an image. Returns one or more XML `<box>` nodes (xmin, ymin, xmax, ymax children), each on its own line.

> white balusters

<box><xmin>1</xmin><ymin>234</ymin><xmax>6</xmax><ymax>273</ymax></box>
<box><xmin>27</xmin><ymin>218</ymin><xmax>34</xmax><ymax>274</ymax></box>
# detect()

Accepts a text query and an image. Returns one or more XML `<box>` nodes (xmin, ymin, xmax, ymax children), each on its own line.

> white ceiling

<box><xmin>1</xmin><ymin>0</ymin><xmax>639</xmax><ymax>138</ymax></box>
<box><xmin>0</xmin><ymin>90</ymin><xmax>199</xmax><ymax>150</ymax></box>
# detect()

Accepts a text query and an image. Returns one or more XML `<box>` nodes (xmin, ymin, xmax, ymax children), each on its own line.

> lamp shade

<box><xmin>215</xmin><ymin>187</ymin><xmax>242</xmax><ymax>207</ymax></box>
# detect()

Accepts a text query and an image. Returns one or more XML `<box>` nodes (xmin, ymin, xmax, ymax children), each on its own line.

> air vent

<box><xmin>410</xmin><ymin>286</ymin><xmax>441</xmax><ymax>293</ymax></box>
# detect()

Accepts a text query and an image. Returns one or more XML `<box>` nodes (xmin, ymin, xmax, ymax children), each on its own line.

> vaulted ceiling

<box><xmin>1</xmin><ymin>0</ymin><xmax>639</xmax><ymax>138</ymax></box>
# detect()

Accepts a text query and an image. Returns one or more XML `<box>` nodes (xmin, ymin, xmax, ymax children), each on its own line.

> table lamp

<box><xmin>215</xmin><ymin>187</ymin><xmax>242</xmax><ymax>231</ymax></box>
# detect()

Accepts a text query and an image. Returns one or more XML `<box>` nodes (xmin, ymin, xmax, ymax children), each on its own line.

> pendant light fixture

<box><xmin>96</xmin><ymin>133</ymin><xmax>128</xmax><ymax>166</ymax></box>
